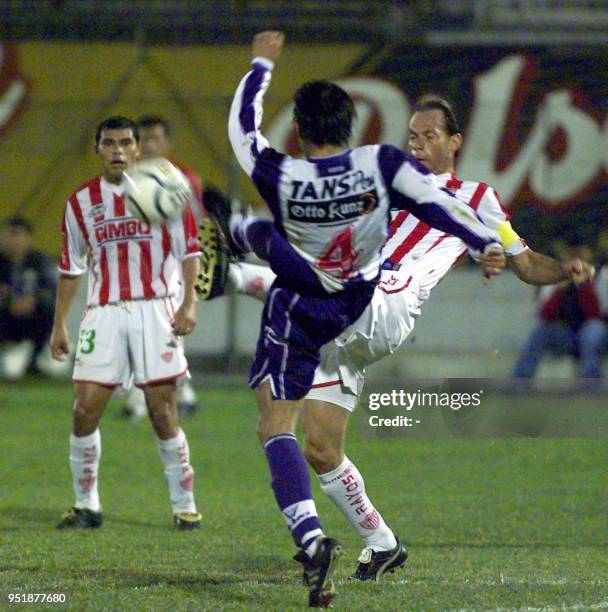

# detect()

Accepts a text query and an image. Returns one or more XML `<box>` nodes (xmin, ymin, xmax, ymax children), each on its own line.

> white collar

<box><xmin>100</xmin><ymin>176</ymin><xmax>126</xmax><ymax>195</ymax></box>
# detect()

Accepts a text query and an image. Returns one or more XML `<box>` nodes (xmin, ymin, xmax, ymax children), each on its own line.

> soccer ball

<box><xmin>124</xmin><ymin>157</ymin><xmax>192</xmax><ymax>224</ymax></box>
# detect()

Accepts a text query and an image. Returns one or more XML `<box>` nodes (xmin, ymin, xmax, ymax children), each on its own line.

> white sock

<box><xmin>70</xmin><ymin>429</ymin><xmax>101</xmax><ymax>512</ymax></box>
<box><xmin>228</xmin><ymin>214</ymin><xmax>253</xmax><ymax>251</ymax></box>
<box><xmin>157</xmin><ymin>429</ymin><xmax>197</xmax><ymax>514</ymax></box>
<box><xmin>127</xmin><ymin>386</ymin><xmax>147</xmax><ymax>418</ymax></box>
<box><xmin>227</xmin><ymin>262</ymin><xmax>275</xmax><ymax>302</ymax></box>
<box><xmin>303</xmin><ymin>528</ymin><xmax>324</xmax><ymax>558</ymax></box>
<box><xmin>178</xmin><ymin>380</ymin><xmax>197</xmax><ymax>405</ymax></box>
<box><xmin>317</xmin><ymin>456</ymin><xmax>397</xmax><ymax>551</ymax></box>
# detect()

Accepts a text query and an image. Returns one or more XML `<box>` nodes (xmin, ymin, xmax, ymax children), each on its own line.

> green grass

<box><xmin>0</xmin><ymin>380</ymin><xmax>606</xmax><ymax>610</ymax></box>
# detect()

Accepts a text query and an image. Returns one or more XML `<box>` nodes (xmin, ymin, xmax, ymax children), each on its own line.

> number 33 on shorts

<box><xmin>78</xmin><ymin>329</ymin><xmax>96</xmax><ymax>354</ymax></box>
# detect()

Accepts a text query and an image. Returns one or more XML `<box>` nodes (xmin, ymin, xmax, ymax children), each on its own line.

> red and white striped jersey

<box><xmin>170</xmin><ymin>157</ymin><xmax>207</xmax><ymax>225</ymax></box>
<box><xmin>381</xmin><ymin>173</ymin><xmax>528</xmax><ymax>303</ymax></box>
<box><xmin>59</xmin><ymin>176</ymin><xmax>200</xmax><ymax>306</ymax></box>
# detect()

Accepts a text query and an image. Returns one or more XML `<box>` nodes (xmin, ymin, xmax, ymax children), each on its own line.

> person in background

<box><xmin>512</xmin><ymin>239</ymin><xmax>606</xmax><ymax>390</ymax></box>
<box><xmin>0</xmin><ymin>216</ymin><xmax>57</xmax><ymax>379</ymax></box>
<box><xmin>137</xmin><ymin>115</ymin><xmax>205</xmax><ymax>223</ymax></box>
<box><xmin>122</xmin><ymin>115</ymin><xmax>204</xmax><ymax>417</ymax></box>
<box><xmin>594</xmin><ymin>228</ymin><xmax>608</xmax><ymax>343</ymax></box>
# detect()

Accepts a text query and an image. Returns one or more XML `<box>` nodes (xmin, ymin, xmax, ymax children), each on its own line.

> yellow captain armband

<box><xmin>496</xmin><ymin>221</ymin><xmax>521</xmax><ymax>250</ymax></box>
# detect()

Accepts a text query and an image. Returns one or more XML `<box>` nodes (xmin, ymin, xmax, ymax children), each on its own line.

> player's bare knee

<box><xmin>72</xmin><ymin>400</ymin><xmax>101</xmax><ymax>435</ymax></box>
<box><xmin>257</xmin><ymin>411</ymin><xmax>284</xmax><ymax>443</ymax></box>
<box><xmin>72</xmin><ymin>397</ymin><xmax>97</xmax><ymax>419</ymax></box>
<box><xmin>148</xmin><ymin>402</ymin><xmax>178</xmax><ymax>436</ymax></box>
<box><xmin>303</xmin><ymin>439</ymin><xmax>341</xmax><ymax>474</ymax></box>
<box><xmin>257</xmin><ymin>410</ymin><xmax>297</xmax><ymax>445</ymax></box>
<box><xmin>256</xmin><ymin>417</ymin><xmax>269</xmax><ymax>445</ymax></box>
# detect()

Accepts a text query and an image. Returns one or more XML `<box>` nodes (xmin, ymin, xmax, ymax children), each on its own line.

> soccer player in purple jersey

<box><xmin>209</xmin><ymin>32</ymin><xmax>504</xmax><ymax>607</ymax></box>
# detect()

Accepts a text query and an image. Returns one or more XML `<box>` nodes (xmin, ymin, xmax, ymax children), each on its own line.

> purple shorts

<box><xmin>249</xmin><ymin>280</ymin><xmax>375</xmax><ymax>400</ymax></box>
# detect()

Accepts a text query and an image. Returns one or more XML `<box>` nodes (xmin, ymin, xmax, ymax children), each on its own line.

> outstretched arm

<box><xmin>228</xmin><ymin>31</ymin><xmax>285</xmax><ymax>177</ymax></box>
<box><xmin>509</xmin><ymin>250</ymin><xmax>595</xmax><ymax>286</ymax></box>
<box><xmin>472</xmin><ymin>186</ymin><xmax>595</xmax><ymax>286</ymax></box>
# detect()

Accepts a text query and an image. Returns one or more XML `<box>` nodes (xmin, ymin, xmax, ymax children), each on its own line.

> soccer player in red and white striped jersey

<box><xmin>50</xmin><ymin>116</ymin><xmax>203</xmax><ymax>531</ymax></box>
<box><xmin>59</xmin><ymin>173</ymin><xmax>199</xmax><ymax>305</ymax></box>
<box><xmin>302</xmin><ymin>97</ymin><xmax>594</xmax><ymax>579</ymax></box>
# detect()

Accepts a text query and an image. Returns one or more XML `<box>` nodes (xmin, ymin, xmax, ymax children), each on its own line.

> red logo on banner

<box><xmin>0</xmin><ymin>43</ymin><xmax>30</xmax><ymax>138</ymax></box>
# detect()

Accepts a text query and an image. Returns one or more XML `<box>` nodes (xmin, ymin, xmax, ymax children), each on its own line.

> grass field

<box><xmin>0</xmin><ymin>379</ymin><xmax>606</xmax><ymax>610</ymax></box>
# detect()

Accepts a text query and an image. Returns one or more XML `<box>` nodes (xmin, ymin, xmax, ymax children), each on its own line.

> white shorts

<box><xmin>306</xmin><ymin>269</ymin><xmax>421</xmax><ymax>412</ymax></box>
<box><xmin>73</xmin><ymin>298</ymin><xmax>188</xmax><ymax>388</ymax></box>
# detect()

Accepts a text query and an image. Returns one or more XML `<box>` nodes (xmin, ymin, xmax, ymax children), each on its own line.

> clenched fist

<box><xmin>561</xmin><ymin>258</ymin><xmax>595</xmax><ymax>286</ymax></box>
<box><xmin>252</xmin><ymin>31</ymin><xmax>285</xmax><ymax>63</ymax></box>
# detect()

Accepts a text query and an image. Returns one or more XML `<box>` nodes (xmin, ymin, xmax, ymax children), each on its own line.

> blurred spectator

<box><xmin>0</xmin><ymin>216</ymin><xmax>57</xmax><ymax>379</ymax></box>
<box><xmin>595</xmin><ymin>228</ymin><xmax>608</xmax><ymax>322</ymax></box>
<box><xmin>512</xmin><ymin>241</ymin><xmax>607</xmax><ymax>388</ymax></box>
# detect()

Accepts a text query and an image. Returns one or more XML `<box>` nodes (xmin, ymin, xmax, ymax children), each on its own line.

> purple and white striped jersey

<box><xmin>228</xmin><ymin>57</ymin><xmax>500</xmax><ymax>293</ymax></box>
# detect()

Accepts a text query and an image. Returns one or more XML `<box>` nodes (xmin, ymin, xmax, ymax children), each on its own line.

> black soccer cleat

<box><xmin>202</xmin><ymin>186</ymin><xmax>246</xmax><ymax>258</ymax></box>
<box><xmin>350</xmin><ymin>538</ymin><xmax>408</xmax><ymax>582</ymax></box>
<box><xmin>294</xmin><ymin>537</ymin><xmax>343</xmax><ymax>608</ymax></box>
<box><xmin>195</xmin><ymin>218</ymin><xmax>229</xmax><ymax>300</ymax></box>
<box><xmin>174</xmin><ymin>511</ymin><xmax>202</xmax><ymax>531</ymax></box>
<box><xmin>56</xmin><ymin>506</ymin><xmax>103</xmax><ymax>529</ymax></box>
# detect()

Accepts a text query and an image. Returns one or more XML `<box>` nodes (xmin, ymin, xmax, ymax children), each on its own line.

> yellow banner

<box><xmin>1</xmin><ymin>41</ymin><xmax>363</xmax><ymax>254</ymax></box>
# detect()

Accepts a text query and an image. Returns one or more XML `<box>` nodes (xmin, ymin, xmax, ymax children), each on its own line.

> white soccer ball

<box><xmin>124</xmin><ymin>157</ymin><xmax>192</xmax><ymax>224</ymax></box>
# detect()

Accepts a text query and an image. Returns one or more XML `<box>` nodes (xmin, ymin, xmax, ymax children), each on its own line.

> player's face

<box><xmin>408</xmin><ymin>110</ymin><xmax>459</xmax><ymax>175</ymax></box>
<box><xmin>96</xmin><ymin>128</ymin><xmax>139</xmax><ymax>183</ymax></box>
<box><xmin>139</xmin><ymin>124</ymin><xmax>171</xmax><ymax>159</ymax></box>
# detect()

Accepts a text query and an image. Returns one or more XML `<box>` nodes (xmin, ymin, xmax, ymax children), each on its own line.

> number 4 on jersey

<box><xmin>317</xmin><ymin>227</ymin><xmax>362</xmax><ymax>279</ymax></box>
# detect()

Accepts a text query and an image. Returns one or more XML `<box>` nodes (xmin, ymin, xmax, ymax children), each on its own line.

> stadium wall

<box><xmin>63</xmin><ymin>266</ymin><xmax>538</xmax><ymax>378</ymax></box>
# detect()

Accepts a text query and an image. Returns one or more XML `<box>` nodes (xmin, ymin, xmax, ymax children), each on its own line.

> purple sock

<box><xmin>234</xmin><ymin>218</ymin><xmax>328</xmax><ymax>296</ymax></box>
<box><xmin>264</xmin><ymin>433</ymin><xmax>323</xmax><ymax>549</ymax></box>
<box><xmin>232</xmin><ymin>218</ymin><xmax>272</xmax><ymax>256</ymax></box>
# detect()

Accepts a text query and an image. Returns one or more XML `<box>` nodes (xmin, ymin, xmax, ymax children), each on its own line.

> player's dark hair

<box><xmin>2</xmin><ymin>215</ymin><xmax>33</xmax><ymax>234</ymax></box>
<box><xmin>414</xmin><ymin>97</ymin><xmax>461</xmax><ymax>136</ymax></box>
<box><xmin>137</xmin><ymin>115</ymin><xmax>171</xmax><ymax>137</ymax></box>
<box><xmin>293</xmin><ymin>80</ymin><xmax>355</xmax><ymax>147</ymax></box>
<box><xmin>95</xmin><ymin>116</ymin><xmax>139</xmax><ymax>147</ymax></box>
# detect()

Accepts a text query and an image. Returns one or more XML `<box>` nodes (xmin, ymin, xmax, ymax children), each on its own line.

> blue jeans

<box><xmin>512</xmin><ymin>319</ymin><xmax>608</xmax><ymax>379</ymax></box>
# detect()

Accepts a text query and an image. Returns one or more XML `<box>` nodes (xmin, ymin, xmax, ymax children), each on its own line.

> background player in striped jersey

<box><xmin>137</xmin><ymin>115</ymin><xmax>206</xmax><ymax>224</ymax></box>
<box><xmin>118</xmin><ymin>115</ymin><xmax>205</xmax><ymax>418</ymax></box>
<box><xmin>50</xmin><ymin>116</ymin><xmax>203</xmax><ymax>531</ymax></box>
<box><xmin>132</xmin><ymin>117</ymin><xmax>275</xmax><ymax>415</ymax></box>
<box><xmin>201</xmin><ymin>96</ymin><xmax>594</xmax><ymax>582</ymax></box>
<box><xmin>211</xmin><ymin>32</ymin><xmax>504</xmax><ymax>607</ymax></box>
